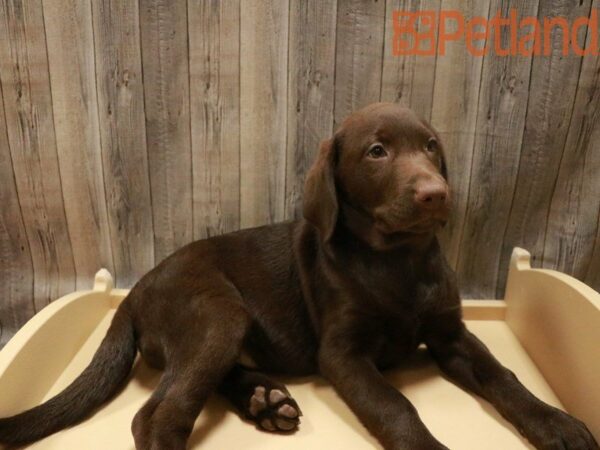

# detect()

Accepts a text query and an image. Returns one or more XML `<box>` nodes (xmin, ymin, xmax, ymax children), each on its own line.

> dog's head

<box><xmin>303</xmin><ymin>102</ymin><xmax>451</xmax><ymax>250</ymax></box>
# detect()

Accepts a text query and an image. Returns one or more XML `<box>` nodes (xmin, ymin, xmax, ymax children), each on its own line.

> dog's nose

<box><xmin>414</xmin><ymin>182</ymin><xmax>448</xmax><ymax>210</ymax></box>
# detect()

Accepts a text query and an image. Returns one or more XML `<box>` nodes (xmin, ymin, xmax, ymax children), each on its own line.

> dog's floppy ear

<box><xmin>303</xmin><ymin>137</ymin><xmax>338</xmax><ymax>242</ymax></box>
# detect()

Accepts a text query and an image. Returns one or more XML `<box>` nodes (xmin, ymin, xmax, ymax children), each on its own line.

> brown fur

<box><xmin>0</xmin><ymin>103</ymin><xmax>596</xmax><ymax>450</ymax></box>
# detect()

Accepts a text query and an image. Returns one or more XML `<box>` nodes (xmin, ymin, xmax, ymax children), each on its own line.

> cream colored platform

<box><xmin>0</xmin><ymin>248</ymin><xmax>598</xmax><ymax>449</ymax></box>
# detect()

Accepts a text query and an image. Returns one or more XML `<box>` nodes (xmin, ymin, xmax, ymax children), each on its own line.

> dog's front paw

<box><xmin>523</xmin><ymin>408</ymin><xmax>598</xmax><ymax>450</ymax></box>
<box><xmin>246</xmin><ymin>386</ymin><xmax>301</xmax><ymax>432</ymax></box>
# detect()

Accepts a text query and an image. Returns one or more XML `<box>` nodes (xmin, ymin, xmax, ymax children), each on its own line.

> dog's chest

<box><xmin>348</xmin><ymin>264</ymin><xmax>444</xmax><ymax>367</ymax></box>
<box><xmin>373</xmin><ymin>309</ymin><xmax>429</xmax><ymax>367</ymax></box>
<box><xmin>350</xmin><ymin>254</ymin><xmax>443</xmax><ymax>311</ymax></box>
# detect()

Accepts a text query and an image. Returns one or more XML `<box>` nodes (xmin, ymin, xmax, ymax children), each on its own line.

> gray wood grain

<box><xmin>0</xmin><ymin>0</ymin><xmax>76</xmax><ymax>311</ymax></box>
<box><xmin>140</xmin><ymin>0</ymin><xmax>193</xmax><ymax>261</ymax></box>
<box><xmin>92</xmin><ymin>0</ymin><xmax>154</xmax><ymax>287</ymax></box>
<box><xmin>334</xmin><ymin>0</ymin><xmax>386</xmax><ymax>129</ymax></box>
<box><xmin>42</xmin><ymin>0</ymin><xmax>114</xmax><ymax>287</ymax></box>
<box><xmin>381</xmin><ymin>0</ymin><xmax>441</xmax><ymax>120</ymax></box>
<box><xmin>455</xmin><ymin>0</ymin><xmax>540</xmax><ymax>298</ymax></box>
<box><xmin>497</xmin><ymin>0</ymin><xmax>594</xmax><ymax>296</ymax></box>
<box><xmin>0</xmin><ymin>78</ymin><xmax>34</xmax><ymax>347</ymax></box>
<box><xmin>240</xmin><ymin>0</ymin><xmax>289</xmax><ymax>228</ymax></box>
<box><xmin>189</xmin><ymin>0</ymin><xmax>241</xmax><ymax>239</ymax></box>
<box><xmin>543</xmin><ymin>0</ymin><xmax>600</xmax><ymax>287</ymax></box>
<box><xmin>285</xmin><ymin>0</ymin><xmax>338</xmax><ymax>220</ymax></box>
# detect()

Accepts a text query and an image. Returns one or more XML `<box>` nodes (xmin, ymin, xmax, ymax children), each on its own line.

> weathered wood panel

<box><xmin>285</xmin><ymin>0</ymin><xmax>338</xmax><ymax>219</ymax></box>
<box><xmin>140</xmin><ymin>0</ymin><xmax>193</xmax><ymax>261</ymax></box>
<box><xmin>92</xmin><ymin>0</ymin><xmax>154</xmax><ymax>287</ymax></box>
<box><xmin>240</xmin><ymin>0</ymin><xmax>289</xmax><ymax>228</ymax></box>
<box><xmin>497</xmin><ymin>0</ymin><xmax>594</xmax><ymax>297</ymax></box>
<box><xmin>0</xmin><ymin>0</ymin><xmax>75</xmax><ymax>311</ymax></box>
<box><xmin>42</xmin><ymin>0</ymin><xmax>114</xmax><ymax>286</ymax></box>
<box><xmin>381</xmin><ymin>0</ymin><xmax>441</xmax><ymax>120</ymax></box>
<box><xmin>455</xmin><ymin>0</ymin><xmax>540</xmax><ymax>298</ymax></box>
<box><xmin>189</xmin><ymin>0</ymin><xmax>241</xmax><ymax>238</ymax></box>
<box><xmin>334</xmin><ymin>0</ymin><xmax>386</xmax><ymax>128</ymax></box>
<box><xmin>544</xmin><ymin>0</ymin><xmax>600</xmax><ymax>287</ymax></box>
<box><xmin>0</xmin><ymin>79</ymin><xmax>34</xmax><ymax>347</ymax></box>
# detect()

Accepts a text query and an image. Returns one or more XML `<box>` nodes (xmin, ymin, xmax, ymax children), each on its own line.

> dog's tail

<box><xmin>0</xmin><ymin>304</ymin><xmax>137</xmax><ymax>445</ymax></box>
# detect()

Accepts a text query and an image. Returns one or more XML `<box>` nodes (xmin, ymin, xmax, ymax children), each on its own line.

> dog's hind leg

<box><xmin>131</xmin><ymin>297</ymin><xmax>251</xmax><ymax>450</ymax></box>
<box><xmin>219</xmin><ymin>365</ymin><xmax>302</xmax><ymax>432</ymax></box>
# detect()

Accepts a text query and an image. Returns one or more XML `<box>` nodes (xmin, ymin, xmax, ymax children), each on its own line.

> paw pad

<box><xmin>269</xmin><ymin>389</ymin><xmax>287</xmax><ymax>403</ymax></box>
<box><xmin>278</xmin><ymin>404</ymin><xmax>298</xmax><ymax>419</ymax></box>
<box><xmin>249</xmin><ymin>386</ymin><xmax>266</xmax><ymax>416</ymax></box>
<box><xmin>247</xmin><ymin>385</ymin><xmax>301</xmax><ymax>432</ymax></box>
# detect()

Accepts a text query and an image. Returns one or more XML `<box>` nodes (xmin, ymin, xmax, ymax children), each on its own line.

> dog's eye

<box><xmin>367</xmin><ymin>144</ymin><xmax>387</xmax><ymax>159</ymax></box>
<box><xmin>426</xmin><ymin>137</ymin><xmax>438</xmax><ymax>152</ymax></box>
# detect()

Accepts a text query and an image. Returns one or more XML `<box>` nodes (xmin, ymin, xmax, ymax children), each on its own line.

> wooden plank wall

<box><xmin>0</xmin><ymin>0</ymin><xmax>599</xmax><ymax>344</ymax></box>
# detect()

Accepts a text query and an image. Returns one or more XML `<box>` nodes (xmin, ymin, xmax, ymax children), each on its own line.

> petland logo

<box><xmin>393</xmin><ymin>9</ymin><xmax>599</xmax><ymax>56</ymax></box>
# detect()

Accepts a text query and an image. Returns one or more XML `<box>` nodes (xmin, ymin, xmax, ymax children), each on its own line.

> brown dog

<box><xmin>0</xmin><ymin>103</ymin><xmax>597</xmax><ymax>450</ymax></box>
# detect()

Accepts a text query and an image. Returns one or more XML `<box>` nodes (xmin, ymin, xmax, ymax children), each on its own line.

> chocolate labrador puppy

<box><xmin>0</xmin><ymin>103</ymin><xmax>597</xmax><ymax>450</ymax></box>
